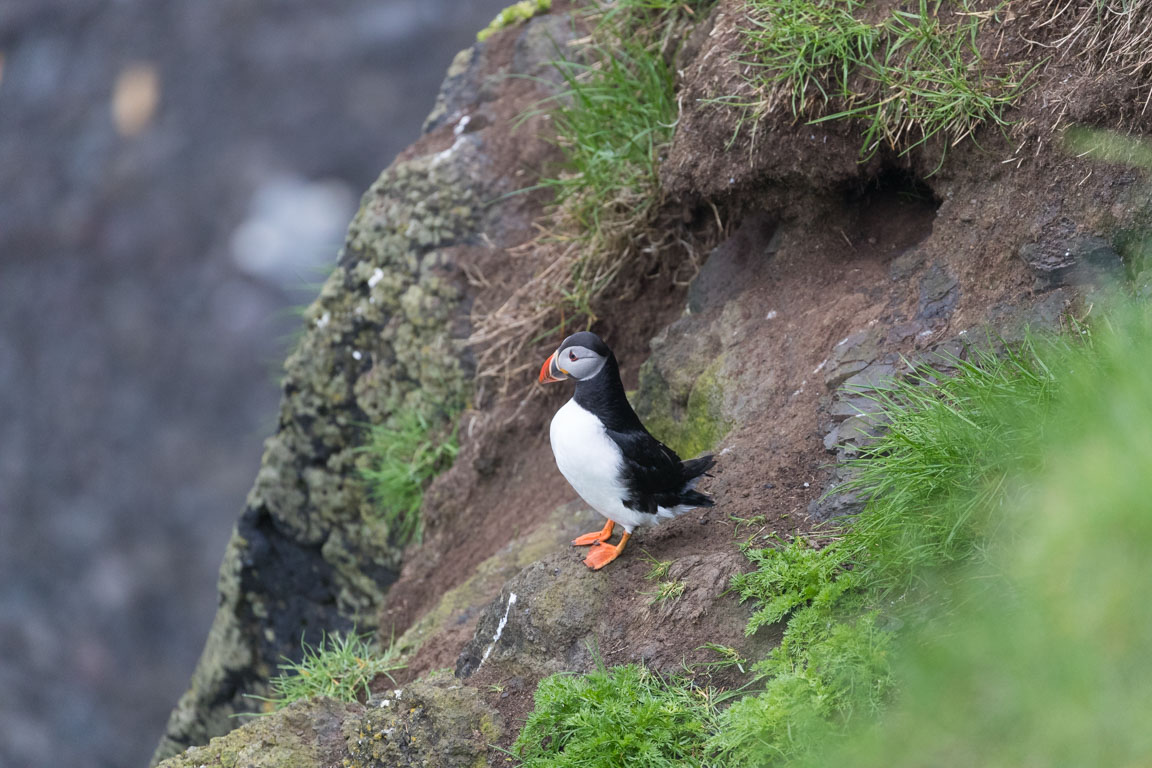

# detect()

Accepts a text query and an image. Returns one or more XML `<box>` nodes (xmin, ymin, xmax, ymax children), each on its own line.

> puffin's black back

<box><xmin>572</xmin><ymin>345</ymin><xmax>715</xmax><ymax>516</ymax></box>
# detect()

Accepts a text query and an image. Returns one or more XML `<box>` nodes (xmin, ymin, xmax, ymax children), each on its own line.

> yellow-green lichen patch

<box><xmin>157</xmin><ymin>699</ymin><xmax>360</xmax><ymax>768</ymax></box>
<box><xmin>633</xmin><ymin>356</ymin><xmax>731</xmax><ymax>460</ymax></box>
<box><xmin>476</xmin><ymin>0</ymin><xmax>551</xmax><ymax>42</ymax></box>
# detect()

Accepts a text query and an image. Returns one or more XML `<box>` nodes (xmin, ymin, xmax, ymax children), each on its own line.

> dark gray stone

<box><xmin>807</xmin><ymin>488</ymin><xmax>866</xmax><ymax>522</ymax></box>
<box><xmin>687</xmin><ymin>212</ymin><xmax>780</xmax><ymax>314</ymax></box>
<box><xmin>1018</xmin><ymin>234</ymin><xmax>1124</xmax><ymax>292</ymax></box>
<box><xmin>918</xmin><ymin>262</ymin><xmax>959</xmax><ymax>322</ymax></box>
<box><xmin>829</xmin><ymin>394</ymin><xmax>884</xmax><ymax>422</ymax></box>
<box><xmin>824</xmin><ymin>327</ymin><xmax>883</xmax><ymax>389</ymax></box>
<box><xmin>841</xmin><ymin>362</ymin><xmax>901</xmax><ymax>393</ymax></box>
<box><xmin>512</xmin><ymin>14</ymin><xmax>579</xmax><ymax>87</ymax></box>
<box><xmin>889</xmin><ymin>248</ymin><xmax>926</xmax><ymax>281</ymax></box>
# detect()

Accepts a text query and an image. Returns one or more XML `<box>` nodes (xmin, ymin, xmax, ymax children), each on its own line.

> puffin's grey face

<box><xmin>538</xmin><ymin>340</ymin><xmax>609</xmax><ymax>383</ymax></box>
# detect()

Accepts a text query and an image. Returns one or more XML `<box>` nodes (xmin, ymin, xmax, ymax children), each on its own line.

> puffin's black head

<box><xmin>538</xmin><ymin>331</ymin><xmax>612</xmax><ymax>384</ymax></box>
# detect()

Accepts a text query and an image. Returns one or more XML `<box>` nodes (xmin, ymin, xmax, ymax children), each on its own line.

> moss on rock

<box><xmin>476</xmin><ymin>0</ymin><xmax>552</xmax><ymax>42</ymax></box>
<box><xmin>393</xmin><ymin>501</ymin><xmax>600</xmax><ymax>662</ymax></box>
<box><xmin>633</xmin><ymin>355</ymin><xmax>731</xmax><ymax>460</ymax></box>
<box><xmin>343</xmin><ymin>671</ymin><xmax>500</xmax><ymax>768</ymax></box>
<box><xmin>153</xmin><ymin>116</ymin><xmax>488</xmax><ymax>768</ymax></box>
<box><xmin>156</xmin><ymin>698</ymin><xmax>359</xmax><ymax>768</ymax></box>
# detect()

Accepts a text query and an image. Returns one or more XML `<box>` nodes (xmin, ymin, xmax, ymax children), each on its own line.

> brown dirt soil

<box><xmin>367</xmin><ymin>2</ymin><xmax>1150</xmax><ymax>762</ymax></box>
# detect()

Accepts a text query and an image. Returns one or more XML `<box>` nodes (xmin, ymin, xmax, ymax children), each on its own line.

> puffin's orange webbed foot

<box><xmin>572</xmin><ymin>520</ymin><xmax>615</xmax><ymax>547</ymax></box>
<box><xmin>583</xmin><ymin>532</ymin><xmax>631</xmax><ymax>570</ymax></box>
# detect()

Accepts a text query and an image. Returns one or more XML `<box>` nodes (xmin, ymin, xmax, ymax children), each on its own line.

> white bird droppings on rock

<box><xmin>480</xmin><ymin>592</ymin><xmax>517</xmax><ymax>666</ymax></box>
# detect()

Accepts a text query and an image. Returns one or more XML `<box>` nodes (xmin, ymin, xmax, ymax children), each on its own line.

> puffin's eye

<box><xmin>569</xmin><ymin>351</ymin><xmax>577</xmax><ymax>362</ymax></box>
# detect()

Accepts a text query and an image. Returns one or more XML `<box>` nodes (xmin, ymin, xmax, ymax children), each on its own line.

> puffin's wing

<box><xmin>603</xmin><ymin>427</ymin><xmax>688</xmax><ymax>514</ymax></box>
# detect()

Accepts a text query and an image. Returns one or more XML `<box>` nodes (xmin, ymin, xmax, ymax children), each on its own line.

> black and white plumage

<box><xmin>539</xmin><ymin>331</ymin><xmax>715</xmax><ymax>569</ymax></box>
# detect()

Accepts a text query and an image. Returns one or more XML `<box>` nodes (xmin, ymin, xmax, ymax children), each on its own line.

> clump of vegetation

<box><xmin>515</xmin><ymin>298</ymin><xmax>1152</xmax><ymax>765</ymax></box>
<box><xmin>644</xmin><ymin>579</ymin><xmax>687</xmax><ymax>606</ymax></box>
<box><xmin>731</xmin><ymin>0</ymin><xmax>1031</xmax><ymax>162</ymax></box>
<box><xmin>361</xmin><ymin>409</ymin><xmax>459</xmax><ymax>546</ymax></box>
<box><xmin>514</xmin><ymin>662</ymin><xmax>724</xmax><ymax>767</ymax></box>
<box><xmin>809</xmin><ymin>304</ymin><xmax>1152</xmax><ymax>767</ymax></box>
<box><xmin>256</xmin><ymin>631</ymin><xmax>404</xmax><ymax>711</ymax></box>
<box><xmin>712</xmin><ymin>339</ymin><xmax>1060</xmax><ymax>765</ymax></box>
<box><xmin>471</xmin><ymin>0</ymin><xmax>716</xmax><ymax>388</ymax></box>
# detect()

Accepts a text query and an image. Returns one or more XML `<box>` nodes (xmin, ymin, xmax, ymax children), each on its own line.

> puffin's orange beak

<box><xmin>539</xmin><ymin>351</ymin><xmax>566</xmax><ymax>383</ymax></box>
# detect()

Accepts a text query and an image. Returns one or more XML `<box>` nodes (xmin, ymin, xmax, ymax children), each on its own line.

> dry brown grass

<box><xmin>466</xmin><ymin>1</ymin><xmax>716</xmax><ymax>396</ymax></box>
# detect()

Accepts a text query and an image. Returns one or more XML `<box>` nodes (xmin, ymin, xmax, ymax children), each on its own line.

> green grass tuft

<box><xmin>733</xmin><ymin>0</ymin><xmax>1032</xmax><ymax>164</ymax></box>
<box><xmin>514</xmin><ymin>663</ymin><xmax>724</xmax><ymax>768</ymax></box>
<box><xmin>806</xmin><ymin>304</ymin><xmax>1152</xmax><ymax>767</ymax></box>
<box><xmin>473</xmin><ymin>1</ymin><xmax>713</xmax><ymax>382</ymax></box>
<box><xmin>537</xmin><ymin>21</ymin><xmax>678</xmax><ymax>325</ymax></box>
<box><xmin>836</xmin><ymin>341</ymin><xmax>1058</xmax><ymax>596</ymax></box>
<box><xmin>361</xmin><ymin>410</ymin><xmax>459</xmax><ymax>546</ymax></box>
<box><xmin>258</xmin><ymin>631</ymin><xmax>404</xmax><ymax>710</ymax></box>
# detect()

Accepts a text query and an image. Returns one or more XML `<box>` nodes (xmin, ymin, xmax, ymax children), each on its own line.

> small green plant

<box><xmin>726</xmin><ymin>513</ymin><xmax>768</xmax><ymax>538</ymax></box>
<box><xmin>732</xmin><ymin>534</ymin><xmax>851</xmax><ymax>635</ymax></box>
<box><xmin>698</xmin><ymin>643</ymin><xmax>747</xmax><ymax>673</ymax></box>
<box><xmin>514</xmin><ymin>662</ymin><xmax>723</xmax><ymax>768</ymax></box>
<box><xmin>644</xmin><ymin>579</ymin><xmax>687</xmax><ymax>606</ymax></box>
<box><xmin>258</xmin><ymin>631</ymin><xmax>404</xmax><ymax>710</ymax></box>
<box><xmin>361</xmin><ymin>409</ymin><xmax>459</xmax><ymax>546</ymax></box>
<box><xmin>641</xmin><ymin>550</ymin><xmax>672</xmax><ymax>581</ymax></box>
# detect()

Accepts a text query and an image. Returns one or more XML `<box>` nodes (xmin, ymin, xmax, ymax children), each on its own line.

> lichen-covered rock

<box><xmin>632</xmin><ymin>337</ymin><xmax>730</xmax><ymax>460</ymax></box>
<box><xmin>156</xmin><ymin>698</ymin><xmax>359</xmax><ymax>768</ymax></box>
<box><xmin>456</xmin><ymin>553</ymin><xmax>611</xmax><ymax>679</ymax></box>
<box><xmin>153</xmin><ymin>138</ymin><xmax>483</xmax><ymax>764</ymax></box>
<box><xmin>151</xmin><ymin>23</ymin><xmax>557</xmax><ymax>762</ymax></box>
<box><xmin>393</xmin><ymin>501</ymin><xmax>599</xmax><ymax>663</ymax></box>
<box><xmin>343</xmin><ymin>671</ymin><xmax>500</xmax><ymax>768</ymax></box>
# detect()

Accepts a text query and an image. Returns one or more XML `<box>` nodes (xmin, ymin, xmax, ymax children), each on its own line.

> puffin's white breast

<box><xmin>549</xmin><ymin>398</ymin><xmax>645</xmax><ymax>530</ymax></box>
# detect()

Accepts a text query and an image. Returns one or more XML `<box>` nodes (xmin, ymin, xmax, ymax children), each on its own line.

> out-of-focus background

<box><xmin>0</xmin><ymin>0</ymin><xmax>508</xmax><ymax>765</ymax></box>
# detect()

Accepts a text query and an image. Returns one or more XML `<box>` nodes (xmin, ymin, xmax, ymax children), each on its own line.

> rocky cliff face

<box><xmin>155</xmin><ymin>1</ymin><xmax>1150</xmax><ymax>764</ymax></box>
<box><xmin>150</xmin><ymin>17</ymin><xmax>561</xmax><ymax>761</ymax></box>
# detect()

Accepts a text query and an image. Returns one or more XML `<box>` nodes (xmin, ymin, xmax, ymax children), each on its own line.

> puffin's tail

<box><xmin>680</xmin><ymin>454</ymin><xmax>716</xmax><ymax>508</ymax></box>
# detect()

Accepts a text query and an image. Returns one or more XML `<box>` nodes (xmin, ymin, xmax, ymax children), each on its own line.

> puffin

<box><xmin>538</xmin><ymin>331</ymin><xmax>715</xmax><ymax>570</ymax></box>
